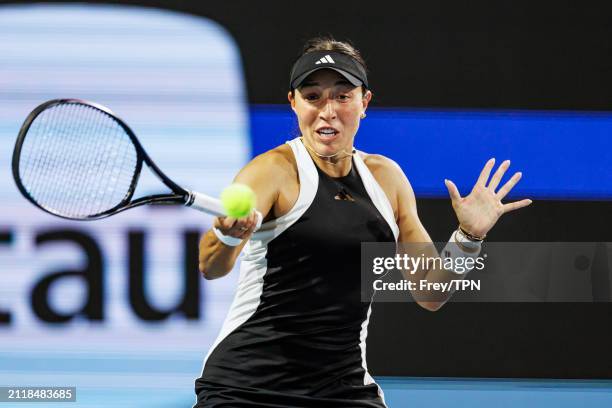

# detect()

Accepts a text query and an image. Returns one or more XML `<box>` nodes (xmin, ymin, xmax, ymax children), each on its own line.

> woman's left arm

<box><xmin>368</xmin><ymin>156</ymin><xmax>532</xmax><ymax>311</ymax></box>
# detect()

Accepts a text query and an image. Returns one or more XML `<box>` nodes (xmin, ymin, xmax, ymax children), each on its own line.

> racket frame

<box><xmin>12</xmin><ymin>98</ymin><xmax>191</xmax><ymax>220</ymax></box>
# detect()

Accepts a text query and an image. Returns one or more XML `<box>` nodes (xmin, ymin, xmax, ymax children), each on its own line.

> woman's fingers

<box><xmin>502</xmin><ymin>198</ymin><xmax>533</xmax><ymax>214</ymax></box>
<box><xmin>488</xmin><ymin>160</ymin><xmax>510</xmax><ymax>191</ymax></box>
<box><xmin>444</xmin><ymin>179</ymin><xmax>462</xmax><ymax>202</ymax></box>
<box><xmin>476</xmin><ymin>158</ymin><xmax>496</xmax><ymax>186</ymax></box>
<box><xmin>215</xmin><ymin>211</ymin><xmax>259</xmax><ymax>239</ymax></box>
<box><xmin>236</xmin><ymin>212</ymin><xmax>259</xmax><ymax>238</ymax></box>
<box><xmin>496</xmin><ymin>171</ymin><xmax>522</xmax><ymax>200</ymax></box>
<box><xmin>243</xmin><ymin>211</ymin><xmax>258</xmax><ymax>232</ymax></box>
<box><xmin>215</xmin><ymin>216</ymin><xmax>236</xmax><ymax>230</ymax></box>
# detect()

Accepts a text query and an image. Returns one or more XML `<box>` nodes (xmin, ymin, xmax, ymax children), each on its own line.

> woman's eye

<box><xmin>337</xmin><ymin>94</ymin><xmax>350</xmax><ymax>101</ymax></box>
<box><xmin>305</xmin><ymin>94</ymin><xmax>319</xmax><ymax>101</ymax></box>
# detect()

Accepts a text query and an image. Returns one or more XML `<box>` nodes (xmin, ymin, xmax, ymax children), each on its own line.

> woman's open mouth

<box><xmin>316</xmin><ymin>127</ymin><xmax>339</xmax><ymax>141</ymax></box>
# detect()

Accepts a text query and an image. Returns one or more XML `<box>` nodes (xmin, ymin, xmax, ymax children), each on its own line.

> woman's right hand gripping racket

<box><xmin>11</xmin><ymin>99</ymin><xmax>262</xmax><ymax>231</ymax></box>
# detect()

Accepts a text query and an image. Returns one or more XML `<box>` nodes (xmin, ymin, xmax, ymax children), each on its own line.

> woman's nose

<box><xmin>319</xmin><ymin>99</ymin><xmax>337</xmax><ymax>120</ymax></box>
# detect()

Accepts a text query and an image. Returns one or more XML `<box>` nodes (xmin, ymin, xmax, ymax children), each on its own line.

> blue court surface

<box><xmin>5</xmin><ymin>378</ymin><xmax>612</xmax><ymax>407</ymax></box>
<box><xmin>378</xmin><ymin>377</ymin><xmax>612</xmax><ymax>407</ymax></box>
<box><xmin>5</xmin><ymin>369</ymin><xmax>612</xmax><ymax>407</ymax></box>
<box><xmin>2</xmin><ymin>352</ymin><xmax>612</xmax><ymax>407</ymax></box>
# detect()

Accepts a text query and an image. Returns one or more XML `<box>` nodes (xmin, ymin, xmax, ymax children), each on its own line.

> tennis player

<box><xmin>194</xmin><ymin>37</ymin><xmax>531</xmax><ymax>407</ymax></box>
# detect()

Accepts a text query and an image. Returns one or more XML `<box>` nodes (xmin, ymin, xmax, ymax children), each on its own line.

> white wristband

<box><xmin>441</xmin><ymin>230</ymin><xmax>482</xmax><ymax>275</ymax></box>
<box><xmin>212</xmin><ymin>227</ymin><xmax>243</xmax><ymax>247</ymax></box>
<box><xmin>211</xmin><ymin>210</ymin><xmax>264</xmax><ymax>247</ymax></box>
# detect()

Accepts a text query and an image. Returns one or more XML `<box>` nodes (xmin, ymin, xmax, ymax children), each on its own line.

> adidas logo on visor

<box><xmin>315</xmin><ymin>55</ymin><xmax>335</xmax><ymax>64</ymax></box>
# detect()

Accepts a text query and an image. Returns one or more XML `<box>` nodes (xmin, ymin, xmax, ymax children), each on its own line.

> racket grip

<box><xmin>186</xmin><ymin>191</ymin><xmax>225</xmax><ymax>217</ymax></box>
<box><xmin>186</xmin><ymin>191</ymin><xmax>263</xmax><ymax>231</ymax></box>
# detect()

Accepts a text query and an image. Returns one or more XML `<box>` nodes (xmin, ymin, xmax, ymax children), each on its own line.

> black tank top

<box><xmin>195</xmin><ymin>141</ymin><xmax>396</xmax><ymax>408</ymax></box>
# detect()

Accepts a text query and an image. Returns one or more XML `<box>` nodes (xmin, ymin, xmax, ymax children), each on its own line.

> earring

<box><xmin>360</xmin><ymin>113</ymin><xmax>367</xmax><ymax>119</ymax></box>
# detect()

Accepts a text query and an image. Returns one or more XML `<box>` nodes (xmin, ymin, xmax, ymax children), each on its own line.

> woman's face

<box><xmin>288</xmin><ymin>69</ymin><xmax>371</xmax><ymax>157</ymax></box>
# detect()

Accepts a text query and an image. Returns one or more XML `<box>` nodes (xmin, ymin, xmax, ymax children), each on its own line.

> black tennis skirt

<box><xmin>194</xmin><ymin>377</ymin><xmax>387</xmax><ymax>408</ymax></box>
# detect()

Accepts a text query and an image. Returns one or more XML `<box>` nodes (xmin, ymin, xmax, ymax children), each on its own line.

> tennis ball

<box><xmin>220</xmin><ymin>183</ymin><xmax>256</xmax><ymax>218</ymax></box>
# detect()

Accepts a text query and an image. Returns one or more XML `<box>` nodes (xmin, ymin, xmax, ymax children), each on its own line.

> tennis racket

<box><xmin>12</xmin><ymin>98</ymin><xmax>259</xmax><ymax>223</ymax></box>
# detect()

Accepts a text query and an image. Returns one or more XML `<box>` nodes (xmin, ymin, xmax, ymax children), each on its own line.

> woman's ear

<box><xmin>288</xmin><ymin>91</ymin><xmax>296</xmax><ymax>112</ymax></box>
<box><xmin>362</xmin><ymin>89</ymin><xmax>372</xmax><ymax>113</ymax></box>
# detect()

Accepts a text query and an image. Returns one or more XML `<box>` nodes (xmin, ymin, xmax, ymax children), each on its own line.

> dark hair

<box><xmin>291</xmin><ymin>36</ymin><xmax>368</xmax><ymax>96</ymax></box>
<box><xmin>299</xmin><ymin>36</ymin><xmax>367</xmax><ymax>69</ymax></box>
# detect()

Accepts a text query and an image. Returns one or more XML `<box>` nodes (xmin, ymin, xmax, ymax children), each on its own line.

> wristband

<box><xmin>212</xmin><ymin>227</ymin><xmax>243</xmax><ymax>247</ymax></box>
<box><xmin>441</xmin><ymin>230</ymin><xmax>482</xmax><ymax>275</ymax></box>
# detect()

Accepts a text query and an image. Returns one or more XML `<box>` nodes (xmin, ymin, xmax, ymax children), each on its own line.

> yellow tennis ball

<box><xmin>220</xmin><ymin>183</ymin><xmax>256</xmax><ymax>218</ymax></box>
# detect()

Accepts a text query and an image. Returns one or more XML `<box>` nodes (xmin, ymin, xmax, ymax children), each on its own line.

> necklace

<box><xmin>299</xmin><ymin>137</ymin><xmax>356</xmax><ymax>165</ymax></box>
<box><xmin>300</xmin><ymin>137</ymin><xmax>357</xmax><ymax>201</ymax></box>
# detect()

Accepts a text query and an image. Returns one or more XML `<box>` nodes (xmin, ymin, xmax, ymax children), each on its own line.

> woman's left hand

<box><xmin>444</xmin><ymin>158</ymin><xmax>532</xmax><ymax>238</ymax></box>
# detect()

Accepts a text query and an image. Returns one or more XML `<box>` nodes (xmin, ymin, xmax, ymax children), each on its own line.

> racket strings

<box><xmin>46</xmin><ymin>104</ymin><xmax>80</xmax><ymax>213</ymax></box>
<box><xmin>35</xmin><ymin>104</ymin><xmax>86</xmax><ymax>215</ymax></box>
<box><xmin>77</xmin><ymin>105</ymin><xmax>111</xmax><ymax>215</ymax></box>
<box><xmin>17</xmin><ymin>102</ymin><xmax>138</xmax><ymax>218</ymax></box>
<box><xmin>67</xmin><ymin>104</ymin><xmax>103</xmax><ymax>216</ymax></box>
<box><xmin>29</xmin><ymin>102</ymin><xmax>67</xmax><ymax>209</ymax></box>
<box><xmin>66</xmin><ymin>104</ymin><xmax>92</xmax><ymax>215</ymax></box>
<box><xmin>25</xmin><ymin>104</ymin><xmax>83</xmax><ymax>215</ymax></box>
<box><xmin>98</xmin><ymin>115</ymin><xmax>132</xmax><ymax>215</ymax></box>
<box><xmin>74</xmin><ymin>104</ymin><xmax>135</xmax><ymax>216</ymax></box>
<box><xmin>90</xmin><ymin>112</ymin><xmax>131</xmax><ymax>215</ymax></box>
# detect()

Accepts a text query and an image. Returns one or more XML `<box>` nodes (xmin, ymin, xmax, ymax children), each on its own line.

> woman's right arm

<box><xmin>198</xmin><ymin>149</ymin><xmax>290</xmax><ymax>279</ymax></box>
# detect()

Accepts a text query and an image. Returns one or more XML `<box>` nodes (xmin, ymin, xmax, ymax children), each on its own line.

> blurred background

<box><xmin>0</xmin><ymin>1</ymin><xmax>611</xmax><ymax>407</ymax></box>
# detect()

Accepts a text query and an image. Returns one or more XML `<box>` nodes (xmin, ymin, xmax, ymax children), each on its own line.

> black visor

<box><xmin>289</xmin><ymin>50</ymin><xmax>368</xmax><ymax>90</ymax></box>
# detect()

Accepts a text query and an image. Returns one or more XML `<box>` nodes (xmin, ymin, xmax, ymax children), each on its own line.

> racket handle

<box><xmin>186</xmin><ymin>191</ymin><xmax>225</xmax><ymax>216</ymax></box>
<box><xmin>186</xmin><ymin>190</ymin><xmax>263</xmax><ymax>230</ymax></box>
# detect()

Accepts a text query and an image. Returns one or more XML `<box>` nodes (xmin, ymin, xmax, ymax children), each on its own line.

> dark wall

<box><xmin>3</xmin><ymin>0</ymin><xmax>611</xmax><ymax>379</ymax></box>
<box><xmin>368</xmin><ymin>199</ymin><xmax>611</xmax><ymax>378</ymax></box>
<box><xmin>4</xmin><ymin>0</ymin><xmax>612</xmax><ymax>109</ymax></box>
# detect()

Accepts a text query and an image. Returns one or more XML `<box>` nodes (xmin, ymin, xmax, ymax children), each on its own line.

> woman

<box><xmin>194</xmin><ymin>37</ymin><xmax>531</xmax><ymax>407</ymax></box>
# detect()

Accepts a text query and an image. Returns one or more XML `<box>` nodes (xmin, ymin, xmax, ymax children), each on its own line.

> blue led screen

<box><xmin>251</xmin><ymin>106</ymin><xmax>612</xmax><ymax>200</ymax></box>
